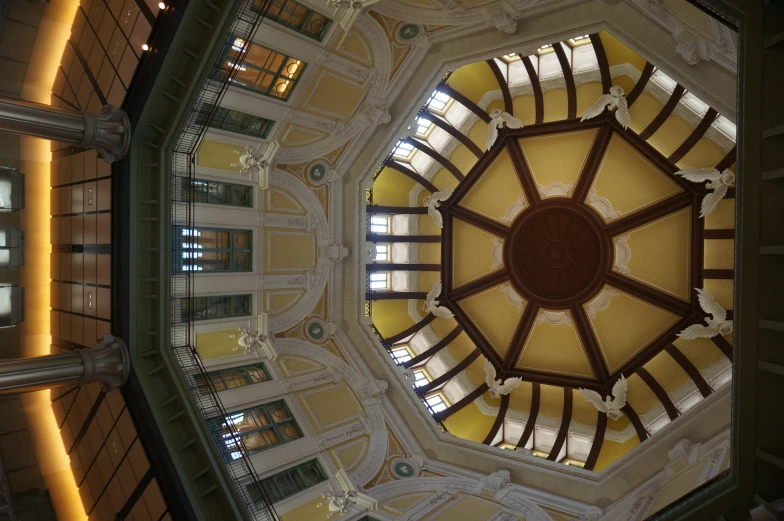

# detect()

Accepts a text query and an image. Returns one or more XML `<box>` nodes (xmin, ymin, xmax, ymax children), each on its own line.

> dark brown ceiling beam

<box><xmin>552</xmin><ymin>43</ymin><xmax>577</xmax><ymax>119</ymax></box>
<box><xmin>705</xmin><ymin>229</ymin><xmax>735</xmax><ymax>239</ymax></box>
<box><xmin>502</xmin><ymin>302</ymin><xmax>539</xmax><ymax>369</ymax></box>
<box><xmin>608</xmin><ymin>120</ymin><xmax>695</xmax><ymax>192</ymax></box>
<box><xmin>442</xmin><ymin>214</ymin><xmax>453</xmax><ymax>295</ymax></box>
<box><xmin>422</xmin><ymin>111</ymin><xmax>484</xmax><ymax>158</ymax></box>
<box><xmin>637</xmin><ymin>367</ymin><xmax>680</xmax><ymax>420</ymax></box>
<box><xmin>368</xmin><ymin>263</ymin><xmax>440</xmax><ymax>272</ymax></box>
<box><xmin>417</xmin><ymin>348</ymin><xmax>482</xmax><ymax>395</ymax></box>
<box><xmin>505</xmin><ymin>117</ymin><xmax>604</xmax><ymax>139</ymax></box>
<box><xmin>583</xmin><ymin>412</ymin><xmax>607</xmax><ymax>471</ymax></box>
<box><xmin>716</xmin><ymin>145</ymin><xmax>736</xmax><ymax>170</ymax></box>
<box><xmin>572</xmin><ymin>124</ymin><xmax>613</xmax><ymax>203</ymax></box>
<box><xmin>626</xmin><ymin>62</ymin><xmax>654</xmax><ymax>107</ymax></box>
<box><xmin>403</xmin><ymin>326</ymin><xmax>463</xmax><ymax>369</ymax></box>
<box><xmin>570</xmin><ymin>304</ymin><xmax>611</xmax><ymax>382</ymax></box>
<box><xmin>638</xmin><ymin>84</ymin><xmax>686</xmax><ymax>140</ymax></box>
<box><xmin>385</xmin><ymin>313</ymin><xmax>436</xmax><ymax>345</ymax></box>
<box><xmin>440</xmin><ymin>84</ymin><xmax>492</xmax><ymax>123</ymax></box>
<box><xmin>406</xmin><ymin>137</ymin><xmax>465</xmax><ymax>181</ymax></box>
<box><xmin>386</xmin><ymin>160</ymin><xmax>439</xmax><ymax>193</ymax></box>
<box><xmin>692</xmin><ymin>194</ymin><xmax>705</xmax><ymax>294</ymax></box>
<box><xmin>483</xmin><ymin>394</ymin><xmax>510</xmax><ymax>445</ymax></box>
<box><xmin>668</xmin><ymin>108</ymin><xmax>719</xmax><ymax>163</ymax></box>
<box><xmin>434</xmin><ymin>383</ymin><xmax>489</xmax><ymax>422</ymax></box>
<box><xmin>704</xmin><ymin>269</ymin><xmax>734</xmax><ymax>279</ymax></box>
<box><xmin>516</xmin><ymin>382</ymin><xmax>540</xmax><ymax>448</ymax></box>
<box><xmin>367</xmin><ymin>291</ymin><xmax>428</xmax><ymax>301</ymax></box>
<box><xmin>604</xmin><ymin>191</ymin><xmax>693</xmax><ymax>236</ymax></box>
<box><xmin>726</xmin><ymin>188</ymin><xmax>736</xmax><ymax>199</ymax></box>
<box><xmin>613</xmin><ymin>316</ymin><xmax>693</xmax><ymax>380</ymax></box>
<box><xmin>368</xmin><ymin>205</ymin><xmax>428</xmax><ymax>215</ymax></box>
<box><xmin>589</xmin><ymin>33</ymin><xmax>612</xmax><ymax>94</ymax></box>
<box><xmin>712</xmin><ymin>335</ymin><xmax>733</xmax><ymax>361</ymax></box>
<box><xmin>449</xmin><ymin>141</ymin><xmax>504</xmax><ymax>205</ymax></box>
<box><xmin>448</xmin><ymin>269</ymin><xmax>509</xmax><ymax>301</ymax></box>
<box><xmin>521</xmin><ymin>56</ymin><xmax>544</xmax><ymax>124</ymax></box>
<box><xmin>605</xmin><ymin>271</ymin><xmax>692</xmax><ymax>317</ymax></box>
<box><xmin>506</xmin><ymin>136</ymin><xmax>542</xmax><ymax>206</ymax></box>
<box><xmin>450</xmin><ymin>205</ymin><xmax>510</xmax><ymax>237</ymax></box>
<box><xmin>503</xmin><ymin>368</ymin><xmax>606</xmax><ymax>393</ymax></box>
<box><xmin>548</xmin><ymin>388</ymin><xmax>573</xmax><ymax>460</ymax></box>
<box><xmin>448</xmin><ymin>305</ymin><xmax>505</xmax><ymax>368</ymax></box>
<box><xmin>487</xmin><ymin>58</ymin><xmax>513</xmax><ymax>114</ymax></box>
<box><xmin>366</xmin><ymin>233</ymin><xmax>440</xmax><ymax>243</ymax></box>
<box><xmin>622</xmin><ymin>404</ymin><xmax>649</xmax><ymax>441</ymax></box>
<box><xmin>664</xmin><ymin>344</ymin><xmax>713</xmax><ymax>398</ymax></box>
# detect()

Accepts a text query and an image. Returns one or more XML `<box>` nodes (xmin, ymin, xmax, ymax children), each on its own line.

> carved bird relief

<box><xmin>579</xmin><ymin>376</ymin><xmax>628</xmax><ymax>420</ymax></box>
<box><xmin>424</xmin><ymin>280</ymin><xmax>454</xmax><ymax>318</ymax></box>
<box><xmin>581</xmin><ymin>86</ymin><xmax>631</xmax><ymax>129</ymax></box>
<box><xmin>422</xmin><ymin>189</ymin><xmax>453</xmax><ymax>228</ymax></box>
<box><xmin>675</xmin><ymin>167</ymin><xmax>735</xmax><ymax>217</ymax></box>
<box><xmin>486</xmin><ymin>109</ymin><xmax>524</xmax><ymax>150</ymax></box>
<box><xmin>484</xmin><ymin>360</ymin><xmax>523</xmax><ymax>399</ymax></box>
<box><xmin>678</xmin><ymin>288</ymin><xmax>733</xmax><ymax>339</ymax></box>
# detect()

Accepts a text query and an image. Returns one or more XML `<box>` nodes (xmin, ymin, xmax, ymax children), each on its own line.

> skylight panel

<box><xmin>681</xmin><ymin>92</ymin><xmax>710</xmax><ymax>117</ymax></box>
<box><xmin>426</xmin><ymin>90</ymin><xmax>451</xmax><ymax>112</ymax></box>
<box><xmin>425</xmin><ymin>394</ymin><xmax>447</xmax><ymax>414</ymax></box>
<box><xmin>651</xmin><ymin>69</ymin><xmax>677</xmax><ymax>94</ymax></box>
<box><xmin>392</xmin><ymin>139</ymin><xmax>415</xmax><ymax>158</ymax></box>
<box><xmin>415</xmin><ymin>117</ymin><xmax>432</xmax><ymax>136</ymax></box>
<box><xmin>413</xmin><ymin>370</ymin><xmax>429</xmax><ymax>388</ymax></box>
<box><xmin>713</xmin><ymin>115</ymin><xmax>737</xmax><ymax>140</ymax></box>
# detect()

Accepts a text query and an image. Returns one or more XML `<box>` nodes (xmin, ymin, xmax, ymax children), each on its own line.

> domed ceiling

<box><xmin>364</xmin><ymin>32</ymin><xmax>736</xmax><ymax>470</ymax></box>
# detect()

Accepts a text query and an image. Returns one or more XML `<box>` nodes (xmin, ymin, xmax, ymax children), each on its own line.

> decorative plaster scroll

<box><xmin>585</xmin><ymin>286</ymin><xmax>621</xmax><ymax>320</ymax></box>
<box><xmin>586</xmin><ymin>188</ymin><xmax>621</xmax><ymax>221</ymax></box>
<box><xmin>499</xmin><ymin>283</ymin><xmax>525</xmax><ymax>314</ymax></box>
<box><xmin>613</xmin><ymin>233</ymin><xmax>632</xmax><ymax>275</ymax></box>
<box><xmin>499</xmin><ymin>195</ymin><xmax>527</xmax><ymax>224</ymax></box>
<box><xmin>537</xmin><ymin>181</ymin><xmax>574</xmax><ymax>198</ymax></box>
<box><xmin>536</xmin><ymin>310</ymin><xmax>573</xmax><ymax>326</ymax></box>
<box><xmin>491</xmin><ymin>238</ymin><xmax>504</xmax><ymax>271</ymax></box>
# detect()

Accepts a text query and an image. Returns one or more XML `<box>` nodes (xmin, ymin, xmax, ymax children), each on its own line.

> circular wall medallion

<box><xmin>305</xmin><ymin>318</ymin><xmax>327</xmax><ymax>342</ymax></box>
<box><xmin>307</xmin><ymin>161</ymin><xmax>329</xmax><ymax>185</ymax></box>
<box><xmin>397</xmin><ymin>23</ymin><xmax>421</xmax><ymax>41</ymax></box>
<box><xmin>391</xmin><ymin>460</ymin><xmax>417</xmax><ymax>479</ymax></box>
<box><xmin>504</xmin><ymin>201</ymin><xmax>611</xmax><ymax>308</ymax></box>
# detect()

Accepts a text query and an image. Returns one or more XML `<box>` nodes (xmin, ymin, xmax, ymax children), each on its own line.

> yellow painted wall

<box><xmin>265</xmin><ymin>229</ymin><xmax>315</xmax><ymax>272</ymax></box>
<box><xmin>463</xmin><ymin>356</ymin><xmax>489</xmax><ymax>388</ymax></box>
<box><xmin>542</xmin><ymin>88</ymin><xmax>569</xmax><ymax>123</ymax></box>
<box><xmin>593</xmin><ymin>435</ymin><xmax>639</xmax><ymax>471</ymax></box>
<box><xmin>418</xmin><ymin>271</ymin><xmax>441</xmax><ymax>292</ymax></box>
<box><xmin>447</xmin><ymin>61</ymin><xmax>497</xmax><ymax>104</ymax></box>
<box><xmin>196</xmin><ymin>329</ymin><xmax>241</xmax><ymax>360</ymax></box>
<box><xmin>266</xmin><ymin>291</ymin><xmax>301</xmax><ymax>316</ymax></box>
<box><xmin>611</xmin><ymin>75</ymin><xmax>636</xmax><ymax>95</ymax></box>
<box><xmin>572</xmin><ymin>389</ymin><xmax>600</xmax><ymax>425</ymax></box>
<box><xmin>300</xmin><ymin>70</ymin><xmax>365</xmax><ymax>119</ymax></box>
<box><xmin>576</xmin><ymin>83</ymin><xmax>605</xmax><ymax>120</ymax></box>
<box><xmin>384</xmin><ymin>492</ymin><xmax>431</xmax><ymax>513</ymax></box>
<box><xmin>628</xmin><ymin>92</ymin><xmax>664</xmax><ymax>134</ymax></box>
<box><xmin>281</xmin><ymin>124</ymin><xmax>326</xmax><ymax>146</ymax></box>
<box><xmin>704</xmin><ymin>279</ymin><xmax>733</xmax><ymax>313</ymax></box>
<box><xmin>419</xmin><ymin>243</ymin><xmax>442</xmax><ymax>264</ymax></box>
<box><xmin>298</xmin><ymin>384</ymin><xmax>361</xmax><ymax>431</ymax></box>
<box><xmin>643</xmin><ymin>350</ymin><xmax>690</xmax><ymax>393</ymax></box>
<box><xmin>624</xmin><ymin>373</ymin><xmax>659</xmax><ymax>416</ymax></box>
<box><xmin>672</xmin><ymin>336</ymin><xmax>723</xmax><ymax>370</ymax></box>
<box><xmin>372</xmin><ymin>300</ymin><xmax>416</xmax><ymax>339</ymax></box>
<box><xmin>449</xmin><ymin>143</ymin><xmax>479</xmax><ymax>177</ymax></box>
<box><xmin>704</xmin><ymin>239</ymin><xmax>735</xmax><ymax>270</ymax></box>
<box><xmin>676</xmin><ymin>137</ymin><xmax>727</xmax><ymax>170</ymax></box>
<box><xmin>648</xmin><ymin>114</ymin><xmax>695</xmax><ymax>159</ymax></box>
<box><xmin>266</xmin><ymin>188</ymin><xmax>306</xmax><ymax>214</ymax></box>
<box><xmin>467</xmin><ymin>119</ymin><xmax>490</xmax><ymax>152</ymax></box>
<box><xmin>705</xmin><ymin>198</ymin><xmax>735</xmax><ymax>229</ymax></box>
<box><xmin>431</xmin><ymin>316</ymin><xmax>459</xmax><ymax>338</ymax></box>
<box><xmin>443</xmin><ymin>402</ymin><xmax>495</xmax><ymax>443</ymax></box>
<box><xmin>329</xmin><ymin>436</ymin><xmax>368</xmax><ymax>471</ymax></box>
<box><xmin>599</xmin><ymin>31</ymin><xmax>646</xmax><ymax>71</ymax></box>
<box><xmin>508</xmin><ymin>381</ymin><xmax>533</xmax><ymax>413</ymax></box>
<box><xmin>432</xmin><ymin>167</ymin><xmax>460</xmax><ymax>191</ymax></box>
<box><xmin>277</xmin><ymin>355</ymin><xmax>324</xmax><ymax>377</ymax></box>
<box><xmin>446</xmin><ymin>331</ymin><xmax>478</xmax><ymax>362</ymax></box>
<box><xmin>196</xmin><ymin>139</ymin><xmax>243</xmax><ymax>171</ymax></box>
<box><xmin>512</xmin><ymin>94</ymin><xmax>537</xmax><ymax>126</ymax></box>
<box><xmin>373</xmin><ymin>167</ymin><xmax>418</xmax><ymax>206</ymax></box>
<box><xmin>334</xmin><ymin>29</ymin><xmax>373</xmax><ymax>65</ymax></box>
<box><xmin>427</xmin><ymin>496</ymin><xmax>500</xmax><ymax>521</ymax></box>
<box><xmin>538</xmin><ymin>384</ymin><xmax>565</xmax><ymax>419</ymax></box>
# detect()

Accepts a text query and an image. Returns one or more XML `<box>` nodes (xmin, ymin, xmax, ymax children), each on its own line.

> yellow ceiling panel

<box><xmin>676</xmin><ymin>136</ymin><xmax>727</xmax><ymax>170</ymax></box>
<box><xmin>705</xmin><ymin>198</ymin><xmax>735</xmax><ymax>229</ymax></box>
<box><xmin>417</xmin><ymin>271</ymin><xmax>440</xmax><ymax>293</ymax></box>
<box><xmin>466</xmin><ymin>118</ymin><xmax>490</xmax><ymax>152</ymax></box>
<box><xmin>704</xmin><ymin>278</ymin><xmax>733</xmax><ymax>313</ymax></box>
<box><xmin>487</xmin><ymin>99</ymin><xmax>505</xmax><ymax>113</ymax></box>
<box><xmin>593</xmin><ymin>436</ymin><xmax>639</xmax><ymax>472</ymax></box>
<box><xmin>571</xmin><ymin>389</ymin><xmax>599</xmax><ymax>424</ymax></box>
<box><xmin>445</xmin><ymin>331</ymin><xmax>478</xmax><ymax>362</ymax></box>
<box><xmin>464</xmin><ymin>356</ymin><xmax>488</xmax><ymax>387</ymax></box>
<box><xmin>624</xmin><ymin>373</ymin><xmax>659</xmax><ymax>416</ymax></box>
<box><xmin>516</xmin><ymin>311</ymin><xmax>594</xmax><ymax>378</ymax></box>
<box><xmin>512</xmin><ymin>94</ymin><xmax>537</xmax><ymax>126</ymax></box>
<box><xmin>611</xmin><ymin>74</ymin><xmax>636</xmax><ymax>94</ymax></box>
<box><xmin>461</xmin><ymin>149</ymin><xmax>525</xmax><ymax>222</ymax></box>
<box><xmin>588</xmin><ymin>288</ymin><xmax>681</xmax><ymax>373</ymax></box>
<box><xmin>431</xmin><ymin>316</ymin><xmax>459</xmax><ymax>338</ymax></box>
<box><xmin>648</xmin><ymin>114</ymin><xmax>695</xmax><ymax>159</ymax></box>
<box><xmin>628</xmin><ymin>91</ymin><xmax>663</xmax><ymax>134</ymax></box>
<box><xmin>704</xmin><ymin>239</ymin><xmax>735</xmax><ymax>270</ymax></box>
<box><xmin>448</xmin><ymin>144</ymin><xmax>479</xmax><ymax>176</ymax></box>
<box><xmin>419</xmin><ymin>243</ymin><xmax>441</xmax><ymax>264</ymax></box>
<box><xmin>620</xmin><ymin>207</ymin><xmax>692</xmax><ymax>300</ymax></box>
<box><xmin>443</xmin><ymin>402</ymin><xmax>496</xmax><ymax>443</ymax></box>
<box><xmin>452</xmin><ymin>219</ymin><xmax>500</xmax><ymax>287</ymax></box>
<box><xmin>599</xmin><ymin>31</ymin><xmax>647</xmax><ymax>71</ymax></box>
<box><xmin>590</xmin><ymin>134</ymin><xmax>682</xmax><ymax>219</ymax></box>
<box><xmin>432</xmin><ymin>167</ymin><xmax>460</xmax><ymax>192</ymax></box>
<box><xmin>538</xmin><ymin>384</ymin><xmax>565</xmax><ymax>418</ymax></box>
<box><xmin>372</xmin><ymin>300</ymin><xmax>416</xmax><ymax>339</ymax></box>
<box><xmin>459</xmin><ymin>284</ymin><xmax>523</xmax><ymax>360</ymax></box>
<box><xmin>642</xmin><ymin>351</ymin><xmax>690</xmax><ymax>394</ymax></box>
<box><xmin>300</xmin><ymin>70</ymin><xmax>365</xmax><ymax>119</ymax></box>
<box><xmin>508</xmin><ymin>381</ymin><xmax>533</xmax><ymax>413</ymax></box>
<box><xmin>576</xmin><ymin>82</ymin><xmax>604</xmax><ymax>118</ymax></box>
<box><xmin>519</xmin><ymin>129</ymin><xmax>597</xmax><ymax>199</ymax></box>
<box><xmin>196</xmin><ymin>139</ymin><xmax>243</xmax><ymax>171</ymax></box>
<box><xmin>446</xmin><ymin>61</ymin><xmax>497</xmax><ymax>105</ymax></box>
<box><xmin>607</xmin><ymin>412</ymin><xmax>631</xmax><ymax>431</ymax></box>
<box><xmin>672</xmin><ymin>337</ymin><xmax>723</xmax><ymax>370</ymax></box>
<box><xmin>543</xmin><ymin>88</ymin><xmax>569</xmax><ymax>123</ymax></box>
<box><xmin>418</xmin><ymin>214</ymin><xmax>441</xmax><ymax>236</ymax></box>
<box><xmin>373</xmin><ymin>166</ymin><xmax>417</xmax><ymax>206</ymax></box>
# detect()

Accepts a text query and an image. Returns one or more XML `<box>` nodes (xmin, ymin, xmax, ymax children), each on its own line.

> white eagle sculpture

<box><xmin>581</xmin><ymin>85</ymin><xmax>631</xmax><ymax>130</ymax></box>
<box><xmin>424</xmin><ymin>280</ymin><xmax>453</xmax><ymax>318</ymax></box>
<box><xmin>422</xmin><ymin>189</ymin><xmax>453</xmax><ymax>228</ymax></box>
<box><xmin>486</xmin><ymin>109</ymin><xmax>524</xmax><ymax>150</ymax></box>
<box><xmin>234</xmin><ymin>140</ymin><xmax>279</xmax><ymax>189</ymax></box>
<box><xmin>675</xmin><ymin>167</ymin><xmax>735</xmax><ymax>218</ymax></box>
<box><xmin>678</xmin><ymin>288</ymin><xmax>733</xmax><ymax>339</ymax></box>
<box><xmin>484</xmin><ymin>360</ymin><xmax>523</xmax><ymax>399</ymax></box>
<box><xmin>579</xmin><ymin>376</ymin><xmax>628</xmax><ymax>420</ymax></box>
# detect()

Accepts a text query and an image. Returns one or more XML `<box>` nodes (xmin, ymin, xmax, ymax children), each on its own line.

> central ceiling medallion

<box><xmin>504</xmin><ymin>201</ymin><xmax>611</xmax><ymax>308</ymax></box>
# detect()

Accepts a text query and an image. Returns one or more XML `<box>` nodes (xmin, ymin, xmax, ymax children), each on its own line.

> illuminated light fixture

<box><xmin>142</xmin><ymin>43</ymin><xmax>150</xmax><ymax>51</ymax></box>
<box><xmin>231</xmin><ymin>37</ymin><xmax>247</xmax><ymax>52</ymax></box>
<box><xmin>158</xmin><ymin>1</ymin><xmax>166</xmax><ymax>7</ymax></box>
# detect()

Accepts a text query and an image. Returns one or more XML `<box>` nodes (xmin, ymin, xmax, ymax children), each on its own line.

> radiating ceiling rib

<box><xmin>405</xmin><ymin>137</ymin><xmax>465</xmax><ymax>181</ymax></box>
<box><xmin>604</xmin><ymin>271</ymin><xmax>691</xmax><ymax>317</ymax></box>
<box><xmin>505</xmin><ymin>137</ymin><xmax>542</xmax><ymax>205</ymax></box>
<box><xmin>483</xmin><ymin>394</ymin><xmax>510</xmax><ymax>444</ymax></box>
<box><xmin>570</xmin><ymin>303</ymin><xmax>611</xmax><ymax>382</ymax></box>
<box><xmin>552</xmin><ymin>43</ymin><xmax>577</xmax><ymax>119</ymax></box>
<box><xmin>637</xmin><ymin>367</ymin><xmax>680</xmax><ymax>420</ymax></box>
<box><xmin>385</xmin><ymin>313</ymin><xmax>436</xmax><ymax>345</ymax></box>
<box><xmin>520</xmin><ymin>56</ymin><xmax>544</xmax><ymax>124</ymax></box>
<box><xmin>604</xmin><ymin>191</ymin><xmax>693</xmax><ymax>236</ymax></box>
<box><xmin>434</xmin><ymin>383</ymin><xmax>489</xmax><ymax>423</ymax></box>
<box><xmin>417</xmin><ymin>348</ymin><xmax>481</xmax><ymax>395</ymax></box>
<box><xmin>516</xmin><ymin>382</ymin><xmax>540</xmax><ymax>448</ymax></box>
<box><xmin>664</xmin><ymin>344</ymin><xmax>714</xmax><ymax>398</ymax></box>
<box><xmin>449</xmin><ymin>269</ymin><xmax>509</xmax><ymax>301</ymax></box>
<box><xmin>716</xmin><ymin>145</ymin><xmax>737</xmax><ymax>170</ymax></box>
<box><xmin>704</xmin><ymin>269</ymin><xmax>734</xmax><ymax>279</ymax></box>
<box><xmin>669</xmin><ymin>108</ymin><xmax>719</xmax><ymax>163</ymax></box>
<box><xmin>368</xmin><ymin>205</ymin><xmax>428</xmax><ymax>214</ymax></box>
<box><xmin>589</xmin><ymin>33</ymin><xmax>612</xmax><ymax>94</ymax></box>
<box><xmin>548</xmin><ymin>388</ymin><xmax>573</xmax><ymax>460</ymax></box>
<box><xmin>367</xmin><ymin>291</ymin><xmax>428</xmax><ymax>300</ymax></box>
<box><xmin>386</xmin><ymin>160</ymin><xmax>439</xmax><ymax>193</ymax></box>
<box><xmin>712</xmin><ymin>336</ymin><xmax>733</xmax><ymax>361</ymax></box>
<box><xmin>638</xmin><ymin>84</ymin><xmax>686</xmax><ymax>140</ymax></box>
<box><xmin>420</xmin><ymin>111</ymin><xmax>483</xmax><ymax>158</ymax></box>
<box><xmin>439</xmin><ymin>84</ymin><xmax>491</xmax><ymax>123</ymax></box>
<box><xmin>583</xmin><ymin>412</ymin><xmax>607</xmax><ymax>471</ymax></box>
<box><xmin>705</xmin><ymin>229</ymin><xmax>736</xmax><ymax>239</ymax></box>
<box><xmin>622</xmin><ymin>403</ymin><xmax>649</xmax><ymax>441</ymax></box>
<box><xmin>450</xmin><ymin>206</ymin><xmax>510</xmax><ymax>237</ymax></box>
<box><xmin>502</xmin><ymin>302</ymin><xmax>539</xmax><ymax>369</ymax></box>
<box><xmin>486</xmin><ymin>58</ymin><xmax>513</xmax><ymax>114</ymax></box>
<box><xmin>626</xmin><ymin>62</ymin><xmax>655</xmax><ymax>107</ymax></box>
<box><xmin>403</xmin><ymin>326</ymin><xmax>463</xmax><ymax>369</ymax></box>
<box><xmin>572</xmin><ymin>124</ymin><xmax>613</xmax><ymax>203</ymax></box>
<box><xmin>368</xmin><ymin>263</ymin><xmax>441</xmax><ymax>272</ymax></box>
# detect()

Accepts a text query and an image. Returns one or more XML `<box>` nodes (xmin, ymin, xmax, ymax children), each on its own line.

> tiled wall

<box><xmin>51</xmin><ymin>383</ymin><xmax>171</xmax><ymax>521</ymax></box>
<box><xmin>0</xmin><ymin>0</ymin><xmax>46</xmax><ymax>97</ymax></box>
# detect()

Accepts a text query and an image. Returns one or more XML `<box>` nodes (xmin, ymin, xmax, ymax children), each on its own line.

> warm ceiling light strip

<box><xmin>16</xmin><ymin>0</ymin><xmax>87</xmax><ymax>518</ymax></box>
